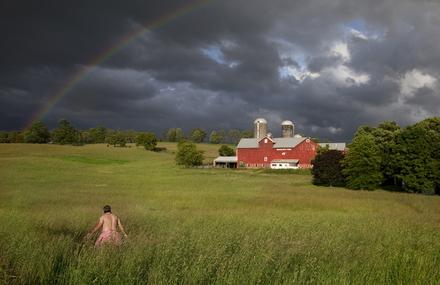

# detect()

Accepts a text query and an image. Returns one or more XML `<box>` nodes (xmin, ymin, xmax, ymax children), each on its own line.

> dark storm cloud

<box><xmin>1</xmin><ymin>0</ymin><xmax>440</xmax><ymax>143</ymax></box>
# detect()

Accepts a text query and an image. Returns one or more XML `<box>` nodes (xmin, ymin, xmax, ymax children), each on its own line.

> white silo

<box><xmin>254</xmin><ymin>118</ymin><xmax>267</xmax><ymax>138</ymax></box>
<box><xmin>281</xmin><ymin>120</ymin><xmax>294</xmax><ymax>138</ymax></box>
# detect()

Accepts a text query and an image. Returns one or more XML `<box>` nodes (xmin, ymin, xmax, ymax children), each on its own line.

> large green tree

<box><xmin>373</xmin><ymin>121</ymin><xmax>401</xmax><ymax>180</ymax></box>
<box><xmin>53</xmin><ymin>119</ymin><xmax>78</xmax><ymax>145</ymax></box>
<box><xmin>106</xmin><ymin>133</ymin><xmax>126</xmax><ymax>147</ymax></box>
<box><xmin>311</xmin><ymin>149</ymin><xmax>345</xmax><ymax>186</ymax></box>
<box><xmin>355</xmin><ymin>122</ymin><xmax>401</xmax><ymax>182</ymax></box>
<box><xmin>209</xmin><ymin>131</ymin><xmax>220</xmax><ymax>144</ymax></box>
<box><xmin>123</xmin><ymin>129</ymin><xmax>137</xmax><ymax>143</ymax></box>
<box><xmin>342</xmin><ymin>133</ymin><xmax>383</xmax><ymax>190</ymax></box>
<box><xmin>240</xmin><ymin>129</ymin><xmax>254</xmax><ymax>138</ymax></box>
<box><xmin>391</xmin><ymin>124</ymin><xmax>440</xmax><ymax>193</ymax></box>
<box><xmin>161</xmin><ymin>129</ymin><xmax>169</xmax><ymax>142</ymax></box>
<box><xmin>168</xmin><ymin>128</ymin><xmax>176</xmax><ymax>142</ymax></box>
<box><xmin>135</xmin><ymin>132</ymin><xmax>158</xmax><ymax>151</ymax></box>
<box><xmin>8</xmin><ymin>131</ymin><xmax>24</xmax><ymax>143</ymax></box>
<box><xmin>229</xmin><ymin>129</ymin><xmax>241</xmax><ymax>145</ymax></box>
<box><xmin>175</xmin><ymin>128</ymin><xmax>184</xmax><ymax>142</ymax></box>
<box><xmin>175</xmin><ymin>140</ymin><xmax>205</xmax><ymax>167</ymax></box>
<box><xmin>187</xmin><ymin>127</ymin><xmax>207</xmax><ymax>143</ymax></box>
<box><xmin>23</xmin><ymin>121</ymin><xmax>50</xmax><ymax>144</ymax></box>
<box><xmin>0</xmin><ymin>131</ymin><xmax>9</xmax><ymax>143</ymax></box>
<box><xmin>218</xmin><ymin>145</ymin><xmax>235</xmax><ymax>156</ymax></box>
<box><xmin>89</xmin><ymin>126</ymin><xmax>107</xmax><ymax>143</ymax></box>
<box><xmin>217</xmin><ymin>130</ymin><xmax>229</xmax><ymax>144</ymax></box>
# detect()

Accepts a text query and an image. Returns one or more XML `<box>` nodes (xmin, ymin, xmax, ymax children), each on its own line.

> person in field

<box><xmin>85</xmin><ymin>205</ymin><xmax>127</xmax><ymax>245</ymax></box>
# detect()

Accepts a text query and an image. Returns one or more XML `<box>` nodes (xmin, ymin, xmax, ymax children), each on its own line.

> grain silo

<box><xmin>254</xmin><ymin>118</ymin><xmax>267</xmax><ymax>138</ymax></box>
<box><xmin>281</xmin><ymin>120</ymin><xmax>294</xmax><ymax>138</ymax></box>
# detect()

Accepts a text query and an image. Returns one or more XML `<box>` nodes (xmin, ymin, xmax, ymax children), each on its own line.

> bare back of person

<box><xmin>100</xmin><ymin>213</ymin><xmax>120</xmax><ymax>232</ymax></box>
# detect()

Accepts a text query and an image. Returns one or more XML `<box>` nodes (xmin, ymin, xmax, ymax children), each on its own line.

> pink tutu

<box><xmin>95</xmin><ymin>231</ymin><xmax>122</xmax><ymax>245</ymax></box>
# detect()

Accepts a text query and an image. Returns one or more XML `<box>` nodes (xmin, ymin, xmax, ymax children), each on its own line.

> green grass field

<box><xmin>1</xmin><ymin>143</ymin><xmax>440</xmax><ymax>284</ymax></box>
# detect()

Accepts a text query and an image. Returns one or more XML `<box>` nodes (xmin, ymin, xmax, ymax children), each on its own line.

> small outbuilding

<box><xmin>213</xmin><ymin>156</ymin><xmax>238</xmax><ymax>168</ymax></box>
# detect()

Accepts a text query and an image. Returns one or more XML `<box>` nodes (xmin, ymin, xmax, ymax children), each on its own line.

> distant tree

<box><xmin>106</xmin><ymin>133</ymin><xmax>126</xmax><ymax>147</ymax></box>
<box><xmin>23</xmin><ymin>121</ymin><xmax>50</xmax><ymax>144</ymax></box>
<box><xmin>311</xmin><ymin>149</ymin><xmax>345</xmax><ymax>186</ymax></box>
<box><xmin>218</xmin><ymin>145</ymin><xmax>235</xmax><ymax>156</ymax></box>
<box><xmin>229</xmin><ymin>129</ymin><xmax>241</xmax><ymax>145</ymax></box>
<box><xmin>0</xmin><ymin>131</ymin><xmax>9</xmax><ymax>143</ymax></box>
<box><xmin>175</xmin><ymin>128</ymin><xmax>184</xmax><ymax>142</ymax></box>
<box><xmin>168</xmin><ymin>128</ymin><xmax>176</xmax><ymax>142</ymax></box>
<box><xmin>311</xmin><ymin>137</ymin><xmax>320</xmax><ymax>143</ymax></box>
<box><xmin>391</xmin><ymin>124</ymin><xmax>440</xmax><ymax>193</ymax></box>
<box><xmin>89</xmin><ymin>126</ymin><xmax>107</xmax><ymax>143</ymax></box>
<box><xmin>209</xmin><ymin>131</ymin><xmax>220</xmax><ymax>144</ymax></box>
<box><xmin>316</xmin><ymin>144</ymin><xmax>330</xmax><ymax>154</ymax></box>
<box><xmin>53</xmin><ymin>119</ymin><xmax>78</xmax><ymax>145</ymax></box>
<box><xmin>323</xmin><ymin>139</ymin><xmax>331</xmax><ymax>143</ymax></box>
<box><xmin>80</xmin><ymin>130</ymin><xmax>92</xmax><ymax>144</ymax></box>
<box><xmin>296</xmin><ymin>133</ymin><xmax>305</xmax><ymax>137</ymax></box>
<box><xmin>161</xmin><ymin>129</ymin><xmax>169</xmax><ymax>141</ymax></box>
<box><xmin>135</xmin><ymin>131</ymin><xmax>158</xmax><ymax>151</ymax></box>
<box><xmin>217</xmin><ymin>130</ymin><xmax>229</xmax><ymax>144</ymax></box>
<box><xmin>342</xmin><ymin>133</ymin><xmax>383</xmax><ymax>190</ymax></box>
<box><xmin>240</xmin><ymin>129</ymin><xmax>254</xmax><ymax>138</ymax></box>
<box><xmin>187</xmin><ymin>127</ymin><xmax>207</xmax><ymax>143</ymax></box>
<box><xmin>123</xmin><ymin>129</ymin><xmax>137</xmax><ymax>143</ymax></box>
<box><xmin>8</xmin><ymin>130</ymin><xmax>23</xmax><ymax>143</ymax></box>
<box><xmin>175</xmin><ymin>140</ymin><xmax>205</xmax><ymax>167</ymax></box>
<box><xmin>105</xmin><ymin>128</ymin><xmax>115</xmax><ymax>141</ymax></box>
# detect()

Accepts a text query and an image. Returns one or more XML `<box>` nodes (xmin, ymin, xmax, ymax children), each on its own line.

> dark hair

<box><xmin>103</xmin><ymin>205</ymin><xmax>111</xmax><ymax>213</ymax></box>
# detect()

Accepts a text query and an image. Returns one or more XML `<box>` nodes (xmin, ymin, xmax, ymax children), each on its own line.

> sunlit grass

<box><xmin>1</xmin><ymin>143</ymin><xmax>440</xmax><ymax>284</ymax></box>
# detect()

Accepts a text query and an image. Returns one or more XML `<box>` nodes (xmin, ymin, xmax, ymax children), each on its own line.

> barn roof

<box><xmin>317</xmin><ymin>143</ymin><xmax>346</xmax><ymax>151</ymax></box>
<box><xmin>236</xmin><ymin>138</ymin><xmax>260</xmax><ymax>148</ymax></box>
<box><xmin>237</xmin><ymin>137</ymin><xmax>307</xmax><ymax>149</ymax></box>
<box><xmin>272</xmin><ymin>137</ymin><xmax>306</xmax><ymax>148</ymax></box>
<box><xmin>214</xmin><ymin>156</ymin><xmax>238</xmax><ymax>163</ymax></box>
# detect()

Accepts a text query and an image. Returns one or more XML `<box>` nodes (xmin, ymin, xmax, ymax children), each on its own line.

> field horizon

<box><xmin>1</xmin><ymin>143</ymin><xmax>440</xmax><ymax>284</ymax></box>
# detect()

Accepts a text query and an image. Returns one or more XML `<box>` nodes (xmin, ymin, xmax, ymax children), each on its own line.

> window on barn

<box><xmin>255</xmin><ymin>164</ymin><xmax>258</xmax><ymax>167</ymax></box>
<box><xmin>247</xmin><ymin>164</ymin><xmax>250</xmax><ymax>167</ymax></box>
<box><xmin>264</xmin><ymin>157</ymin><xmax>267</xmax><ymax>161</ymax></box>
<box><xmin>263</xmin><ymin>164</ymin><xmax>266</xmax><ymax>167</ymax></box>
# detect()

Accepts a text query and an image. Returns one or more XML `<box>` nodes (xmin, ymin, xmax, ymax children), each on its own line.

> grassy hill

<box><xmin>1</xmin><ymin>143</ymin><xmax>440</xmax><ymax>284</ymax></box>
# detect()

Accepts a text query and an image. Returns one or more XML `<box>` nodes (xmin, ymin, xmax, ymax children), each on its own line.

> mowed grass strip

<box><xmin>1</xmin><ymin>143</ymin><xmax>440</xmax><ymax>284</ymax></box>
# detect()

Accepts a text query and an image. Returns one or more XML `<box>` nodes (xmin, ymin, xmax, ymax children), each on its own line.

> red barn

<box><xmin>237</xmin><ymin>135</ymin><xmax>320</xmax><ymax>169</ymax></box>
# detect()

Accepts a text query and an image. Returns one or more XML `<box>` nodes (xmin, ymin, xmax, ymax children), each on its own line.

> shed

<box><xmin>213</xmin><ymin>156</ymin><xmax>238</xmax><ymax>168</ymax></box>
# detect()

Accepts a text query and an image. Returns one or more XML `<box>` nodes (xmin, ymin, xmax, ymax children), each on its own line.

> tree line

<box><xmin>162</xmin><ymin>128</ymin><xmax>254</xmax><ymax>145</ymax></box>
<box><xmin>312</xmin><ymin>117</ymin><xmax>440</xmax><ymax>193</ymax></box>
<box><xmin>0</xmin><ymin>120</ymin><xmax>254</xmax><ymax>145</ymax></box>
<box><xmin>0</xmin><ymin>120</ymin><xmax>141</xmax><ymax>146</ymax></box>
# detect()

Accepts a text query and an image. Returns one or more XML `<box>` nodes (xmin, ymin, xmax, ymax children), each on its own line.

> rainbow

<box><xmin>26</xmin><ymin>0</ymin><xmax>218</xmax><ymax>129</ymax></box>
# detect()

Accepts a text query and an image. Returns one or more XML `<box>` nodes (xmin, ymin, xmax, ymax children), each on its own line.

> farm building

<box><xmin>214</xmin><ymin>118</ymin><xmax>345</xmax><ymax>169</ymax></box>
<box><xmin>213</xmin><ymin>118</ymin><xmax>346</xmax><ymax>169</ymax></box>
<box><xmin>213</xmin><ymin>156</ymin><xmax>238</xmax><ymax>168</ymax></box>
<box><xmin>237</xmin><ymin>134</ymin><xmax>319</xmax><ymax>169</ymax></box>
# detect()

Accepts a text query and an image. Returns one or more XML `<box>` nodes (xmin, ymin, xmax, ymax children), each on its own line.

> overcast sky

<box><xmin>1</xmin><ymin>0</ymin><xmax>439</xmax><ymax>143</ymax></box>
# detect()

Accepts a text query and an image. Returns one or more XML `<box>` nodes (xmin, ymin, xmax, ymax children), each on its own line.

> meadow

<box><xmin>1</xmin><ymin>143</ymin><xmax>440</xmax><ymax>284</ymax></box>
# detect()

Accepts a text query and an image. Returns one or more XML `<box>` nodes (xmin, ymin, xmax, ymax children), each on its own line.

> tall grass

<box><xmin>1</xmin><ymin>143</ymin><xmax>440</xmax><ymax>284</ymax></box>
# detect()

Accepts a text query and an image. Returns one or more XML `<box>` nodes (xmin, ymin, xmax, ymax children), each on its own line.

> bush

<box><xmin>175</xmin><ymin>140</ymin><xmax>205</xmax><ymax>167</ymax></box>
